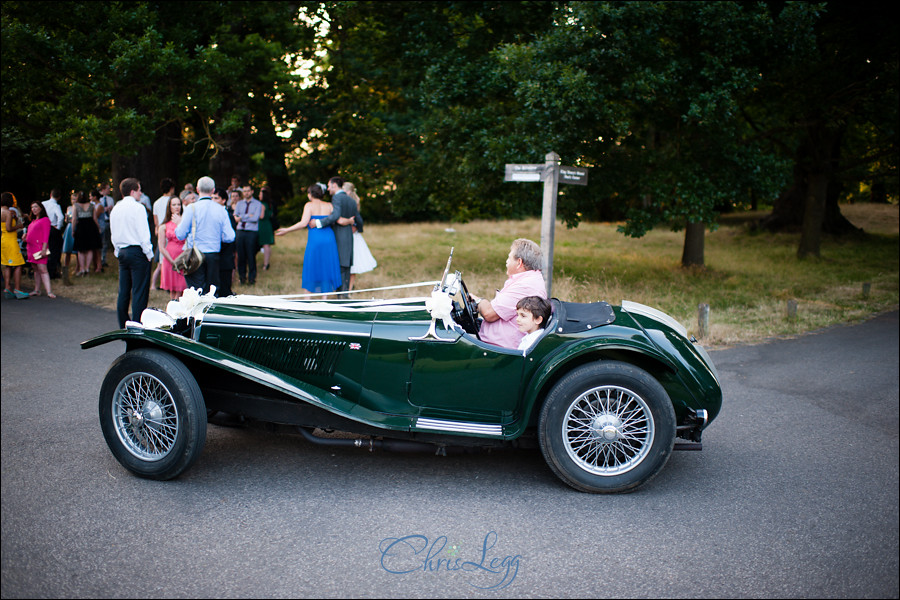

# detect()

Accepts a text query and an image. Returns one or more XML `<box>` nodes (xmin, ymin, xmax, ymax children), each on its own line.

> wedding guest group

<box><xmin>2</xmin><ymin>174</ymin><xmax>358</xmax><ymax>304</ymax></box>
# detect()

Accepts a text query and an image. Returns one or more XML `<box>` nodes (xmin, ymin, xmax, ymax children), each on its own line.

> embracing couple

<box><xmin>276</xmin><ymin>176</ymin><xmax>363</xmax><ymax>297</ymax></box>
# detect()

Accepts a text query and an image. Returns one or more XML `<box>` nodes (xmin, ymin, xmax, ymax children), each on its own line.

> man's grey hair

<box><xmin>511</xmin><ymin>238</ymin><xmax>543</xmax><ymax>271</ymax></box>
<box><xmin>197</xmin><ymin>176</ymin><xmax>215</xmax><ymax>194</ymax></box>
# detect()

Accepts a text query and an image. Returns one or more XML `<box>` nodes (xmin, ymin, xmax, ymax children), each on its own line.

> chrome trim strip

<box><xmin>415</xmin><ymin>418</ymin><xmax>503</xmax><ymax>436</ymax></box>
<box><xmin>199</xmin><ymin>321</ymin><xmax>371</xmax><ymax>338</ymax></box>
<box><xmin>212</xmin><ymin>295</ymin><xmax>433</xmax><ymax>313</ymax></box>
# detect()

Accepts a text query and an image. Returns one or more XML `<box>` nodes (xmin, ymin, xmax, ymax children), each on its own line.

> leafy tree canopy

<box><xmin>2</xmin><ymin>0</ymin><xmax>312</xmax><ymax>198</ymax></box>
<box><xmin>2</xmin><ymin>1</ymin><xmax>896</xmax><ymax>267</ymax></box>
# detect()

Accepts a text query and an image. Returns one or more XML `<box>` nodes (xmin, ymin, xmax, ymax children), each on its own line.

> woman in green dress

<box><xmin>257</xmin><ymin>186</ymin><xmax>275</xmax><ymax>270</ymax></box>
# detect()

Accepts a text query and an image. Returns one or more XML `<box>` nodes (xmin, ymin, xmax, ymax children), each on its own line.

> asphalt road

<box><xmin>1</xmin><ymin>295</ymin><xmax>897</xmax><ymax>598</ymax></box>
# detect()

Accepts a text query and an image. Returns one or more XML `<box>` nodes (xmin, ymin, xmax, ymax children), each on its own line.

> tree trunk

<box><xmin>758</xmin><ymin>124</ymin><xmax>859</xmax><ymax>237</ymax></box>
<box><xmin>681</xmin><ymin>221</ymin><xmax>705</xmax><ymax>268</ymax></box>
<box><xmin>797</xmin><ymin>170</ymin><xmax>828</xmax><ymax>258</ymax></box>
<box><xmin>111</xmin><ymin>122</ymin><xmax>181</xmax><ymax>200</ymax></box>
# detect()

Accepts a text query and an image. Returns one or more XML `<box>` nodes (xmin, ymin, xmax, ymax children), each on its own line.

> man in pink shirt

<box><xmin>469</xmin><ymin>238</ymin><xmax>548</xmax><ymax>349</ymax></box>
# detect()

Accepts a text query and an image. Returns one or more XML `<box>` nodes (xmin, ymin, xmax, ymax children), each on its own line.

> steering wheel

<box><xmin>453</xmin><ymin>277</ymin><xmax>480</xmax><ymax>338</ymax></box>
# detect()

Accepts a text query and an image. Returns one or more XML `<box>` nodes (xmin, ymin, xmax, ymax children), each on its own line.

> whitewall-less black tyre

<box><xmin>98</xmin><ymin>349</ymin><xmax>207</xmax><ymax>480</ymax></box>
<box><xmin>539</xmin><ymin>361</ymin><xmax>676</xmax><ymax>493</ymax></box>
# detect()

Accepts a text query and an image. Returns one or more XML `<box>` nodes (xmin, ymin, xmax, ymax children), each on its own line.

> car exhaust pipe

<box><xmin>296</xmin><ymin>427</ymin><xmax>452</xmax><ymax>454</ymax></box>
<box><xmin>673</xmin><ymin>442</ymin><xmax>703</xmax><ymax>451</ymax></box>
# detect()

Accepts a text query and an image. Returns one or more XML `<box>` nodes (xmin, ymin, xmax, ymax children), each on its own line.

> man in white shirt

<box><xmin>111</xmin><ymin>178</ymin><xmax>154</xmax><ymax>329</ymax></box>
<box><xmin>42</xmin><ymin>188</ymin><xmax>65</xmax><ymax>279</ymax></box>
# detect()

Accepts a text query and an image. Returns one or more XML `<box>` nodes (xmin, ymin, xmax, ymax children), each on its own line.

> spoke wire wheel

<box><xmin>562</xmin><ymin>385</ymin><xmax>654</xmax><ymax>476</ymax></box>
<box><xmin>539</xmin><ymin>361</ymin><xmax>675</xmax><ymax>493</ymax></box>
<box><xmin>99</xmin><ymin>348</ymin><xmax>207</xmax><ymax>480</ymax></box>
<box><xmin>113</xmin><ymin>372</ymin><xmax>179</xmax><ymax>461</ymax></box>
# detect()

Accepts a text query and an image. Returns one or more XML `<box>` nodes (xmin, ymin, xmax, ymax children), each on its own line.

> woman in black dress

<box><xmin>72</xmin><ymin>190</ymin><xmax>102</xmax><ymax>276</ymax></box>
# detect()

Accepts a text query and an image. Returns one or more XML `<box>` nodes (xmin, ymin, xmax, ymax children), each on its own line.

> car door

<box><xmin>408</xmin><ymin>331</ymin><xmax>524</xmax><ymax>421</ymax></box>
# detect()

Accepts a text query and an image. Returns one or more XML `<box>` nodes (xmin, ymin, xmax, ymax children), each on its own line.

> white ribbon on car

<box><xmin>425</xmin><ymin>289</ymin><xmax>455</xmax><ymax>330</ymax></box>
<box><xmin>165</xmin><ymin>286</ymin><xmax>219</xmax><ymax>320</ymax></box>
<box><xmin>140</xmin><ymin>280</ymin><xmax>458</xmax><ymax>331</ymax></box>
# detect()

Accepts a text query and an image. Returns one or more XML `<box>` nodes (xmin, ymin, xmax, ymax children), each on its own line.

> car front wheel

<box><xmin>539</xmin><ymin>361</ymin><xmax>676</xmax><ymax>493</ymax></box>
<box><xmin>98</xmin><ymin>348</ymin><xmax>207</xmax><ymax>480</ymax></box>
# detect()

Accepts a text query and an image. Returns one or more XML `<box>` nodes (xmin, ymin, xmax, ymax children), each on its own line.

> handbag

<box><xmin>173</xmin><ymin>210</ymin><xmax>204</xmax><ymax>276</ymax></box>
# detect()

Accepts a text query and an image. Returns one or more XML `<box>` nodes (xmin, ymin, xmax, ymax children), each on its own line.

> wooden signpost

<box><xmin>504</xmin><ymin>152</ymin><xmax>588</xmax><ymax>296</ymax></box>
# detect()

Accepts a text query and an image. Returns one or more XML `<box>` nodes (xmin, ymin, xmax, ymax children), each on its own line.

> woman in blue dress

<box><xmin>275</xmin><ymin>184</ymin><xmax>352</xmax><ymax>295</ymax></box>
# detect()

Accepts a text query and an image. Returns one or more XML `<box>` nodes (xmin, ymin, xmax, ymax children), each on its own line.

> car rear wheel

<box><xmin>539</xmin><ymin>361</ymin><xmax>676</xmax><ymax>493</ymax></box>
<box><xmin>99</xmin><ymin>348</ymin><xmax>207</xmax><ymax>480</ymax></box>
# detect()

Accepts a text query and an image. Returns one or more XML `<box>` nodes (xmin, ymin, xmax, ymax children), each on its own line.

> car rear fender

<box><xmin>81</xmin><ymin>328</ymin><xmax>411</xmax><ymax>432</ymax></box>
<box><xmin>516</xmin><ymin>337</ymin><xmax>680</xmax><ymax>434</ymax></box>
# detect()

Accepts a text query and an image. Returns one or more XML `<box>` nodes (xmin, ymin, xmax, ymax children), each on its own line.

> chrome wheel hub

<box><xmin>592</xmin><ymin>415</ymin><xmax>622</xmax><ymax>442</ymax></box>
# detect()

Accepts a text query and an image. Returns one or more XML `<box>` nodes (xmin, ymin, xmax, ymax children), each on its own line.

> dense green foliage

<box><xmin>2</xmin><ymin>1</ymin><xmax>309</xmax><ymax>199</ymax></box>
<box><xmin>2</xmin><ymin>1</ymin><xmax>897</xmax><ymax>264</ymax></box>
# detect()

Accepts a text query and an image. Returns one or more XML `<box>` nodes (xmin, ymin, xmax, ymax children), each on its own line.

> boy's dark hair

<box><xmin>516</xmin><ymin>296</ymin><xmax>551</xmax><ymax>328</ymax></box>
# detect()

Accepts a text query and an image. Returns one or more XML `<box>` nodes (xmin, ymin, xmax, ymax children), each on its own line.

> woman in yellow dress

<box><xmin>2</xmin><ymin>192</ymin><xmax>29</xmax><ymax>299</ymax></box>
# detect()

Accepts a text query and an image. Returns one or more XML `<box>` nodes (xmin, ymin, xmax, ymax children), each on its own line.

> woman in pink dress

<box><xmin>158</xmin><ymin>195</ymin><xmax>186</xmax><ymax>300</ymax></box>
<box><xmin>25</xmin><ymin>201</ymin><xmax>55</xmax><ymax>298</ymax></box>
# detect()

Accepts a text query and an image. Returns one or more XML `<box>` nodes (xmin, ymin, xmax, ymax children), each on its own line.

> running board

<box><xmin>414</xmin><ymin>418</ymin><xmax>503</xmax><ymax>436</ymax></box>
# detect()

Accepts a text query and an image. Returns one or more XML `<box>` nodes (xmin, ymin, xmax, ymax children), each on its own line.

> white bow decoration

<box><xmin>425</xmin><ymin>289</ymin><xmax>454</xmax><ymax>330</ymax></box>
<box><xmin>166</xmin><ymin>286</ymin><xmax>218</xmax><ymax>320</ymax></box>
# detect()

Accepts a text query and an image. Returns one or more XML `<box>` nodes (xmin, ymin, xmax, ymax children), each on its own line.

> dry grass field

<box><xmin>36</xmin><ymin>202</ymin><xmax>898</xmax><ymax>349</ymax></box>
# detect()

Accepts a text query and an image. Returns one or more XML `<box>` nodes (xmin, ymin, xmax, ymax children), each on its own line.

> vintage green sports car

<box><xmin>82</xmin><ymin>251</ymin><xmax>722</xmax><ymax>493</ymax></box>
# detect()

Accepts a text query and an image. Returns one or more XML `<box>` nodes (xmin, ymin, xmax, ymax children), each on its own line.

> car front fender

<box><xmin>82</xmin><ymin>327</ymin><xmax>414</xmax><ymax>432</ymax></box>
